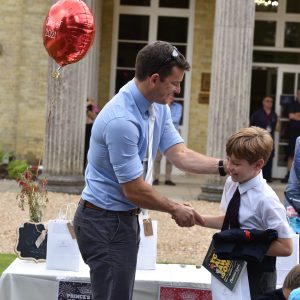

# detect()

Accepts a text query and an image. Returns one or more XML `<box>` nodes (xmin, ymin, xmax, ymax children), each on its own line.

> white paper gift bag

<box><xmin>46</xmin><ymin>203</ymin><xmax>81</xmax><ymax>272</ymax></box>
<box><xmin>211</xmin><ymin>265</ymin><xmax>251</xmax><ymax>300</ymax></box>
<box><xmin>276</xmin><ymin>233</ymin><xmax>299</xmax><ymax>285</ymax></box>
<box><xmin>136</xmin><ymin>219</ymin><xmax>157</xmax><ymax>270</ymax></box>
<box><xmin>46</xmin><ymin>219</ymin><xmax>81</xmax><ymax>271</ymax></box>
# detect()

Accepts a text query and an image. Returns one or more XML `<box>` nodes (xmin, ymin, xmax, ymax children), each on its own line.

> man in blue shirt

<box><xmin>153</xmin><ymin>95</ymin><xmax>183</xmax><ymax>185</ymax></box>
<box><xmin>73</xmin><ymin>41</ymin><xmax>227</xmax><ymax>300</ymax></box>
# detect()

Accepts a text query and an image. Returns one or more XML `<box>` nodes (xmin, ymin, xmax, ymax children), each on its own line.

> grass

<box><xmin>0</xmin><ymin>253</ymin><xmax>16</xmax><ymax>276</ymax></box>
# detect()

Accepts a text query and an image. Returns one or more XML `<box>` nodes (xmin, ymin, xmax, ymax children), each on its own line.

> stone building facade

<box><xmin>1</xmin><ymin>0</ymin><xmax>299</xmax><ymax>182</ymax></box>
<box><xmin>0</xmin><ymin>0</ymin><xmax>215</xmax><ymax>164</ymax></box>
<box><xmin>0</xmin><ymin>1</ymin><xmax>49</xmax><ymax>163</ymax></box>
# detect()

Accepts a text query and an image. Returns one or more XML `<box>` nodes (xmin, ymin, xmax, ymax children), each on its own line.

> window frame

<box><xmin>254</xmin><ymin>0</ymin><xmax>300</xmax><ymax>52</ymax></box>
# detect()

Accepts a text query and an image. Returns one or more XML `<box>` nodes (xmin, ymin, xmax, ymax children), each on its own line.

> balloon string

<box><xmin>51</xmin><ymin>66</ymin><xmax>62</xmax><ymax>80</ymax></box>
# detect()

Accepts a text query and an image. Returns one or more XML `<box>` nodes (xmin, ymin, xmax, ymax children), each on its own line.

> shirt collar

<box><xmin>129</xmin><ymin>79</ymin><xmax>152</xmax><ymax>116</ymax></box>
<box><xmin>238</xmin><ymin>171</ymin><xmax>264</xmax><ymax>195</ymax></box>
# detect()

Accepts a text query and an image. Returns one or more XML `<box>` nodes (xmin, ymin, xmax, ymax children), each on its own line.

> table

<box><xmin>0</xmin><ymin>259</ymin><xmax>212</xmax><ymax>300</ymax></box>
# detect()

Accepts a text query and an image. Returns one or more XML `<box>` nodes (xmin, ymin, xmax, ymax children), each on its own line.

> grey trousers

<box><xmin>73</xmin><ymin>203</ymin><xmax>140</xmax><ymax>300</ymax></box>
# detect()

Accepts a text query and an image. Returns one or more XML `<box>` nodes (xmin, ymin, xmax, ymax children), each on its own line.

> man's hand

<box><xmin>171</xmin><ymin>202</ymin><xmax>205</xmax><ymax>227</ymax></box>
<box><xmin>171</xmin><ymin>203</ymin><xmax>196</xmax><ymax>227</ymax></box>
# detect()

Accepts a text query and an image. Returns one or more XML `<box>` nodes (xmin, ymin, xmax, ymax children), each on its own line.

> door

<box><xmin>273</xmin><ymin>67</ymin><xmax>300</xmax><ymax>178</ymax></box>
<box><xmin>110</xmin><ymin>0</ymin><xmax>195</xmax><ymax>143</ymax></box>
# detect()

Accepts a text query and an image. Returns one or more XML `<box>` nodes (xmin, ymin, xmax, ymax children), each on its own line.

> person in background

<box><xmin>196</xmin><ymin>126</ymin><xmax>292</xmax><ymax>299</ymax></box>
<box><xmin>84</xmin><ymin>97</ymin><xmax>100</xmax><ymax>171</ymax></box>
<box><xmin>73</xmin><ymin>41</ymin><xmax>228</xmax><ymax>300</ymax></box>
<box><xmin>282</xmin><ymin>89</ymin><xmax>300</xmax><ymax>183</ymax></box>
<box><xmin>250</xmin><ymin>96</ymin><xmax>277</xmax><ymax>183</ymax></box>
<box><xmin>153</xmin><ymin>95</ymin><xmax>182</xmax><ymax>186</ymax></box>
<box><xmin>257</xmin><ymin>264</ymin><xmax>300</xmax><ymax>300</ymax></box>
<box><xmin>284</xmin><ymin>137</ymin><xmax>300</xmax><ymax>222</ymax></box>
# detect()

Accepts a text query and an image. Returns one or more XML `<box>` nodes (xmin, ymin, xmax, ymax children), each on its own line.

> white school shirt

<box><xmin>220</xmin><ymin>172</ymin><xmax>292</xmax><ymax>238</ymax></box>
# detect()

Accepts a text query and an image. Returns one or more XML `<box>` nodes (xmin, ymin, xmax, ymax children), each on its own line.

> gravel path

<box><xmin>0</xmin><ymin>176</ymin><xmax>285</xmax><ymax>266</ymax></box>
<box><xmin>0</xmin><ymin>190</ymin><xmax>219</xmax><ymax>266</ymax></box>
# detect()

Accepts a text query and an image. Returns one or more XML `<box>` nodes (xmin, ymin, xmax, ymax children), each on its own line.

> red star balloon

<box><xmin>43</xmin><ymin>0</ymin><xmax>95</xmax><ymax>67</ymax></box>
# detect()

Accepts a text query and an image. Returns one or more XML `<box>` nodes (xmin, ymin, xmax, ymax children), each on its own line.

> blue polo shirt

<box><xmin>82</xmin><ymin>79</ymin><xmax>183</xmax><ymax>211</ymax></box>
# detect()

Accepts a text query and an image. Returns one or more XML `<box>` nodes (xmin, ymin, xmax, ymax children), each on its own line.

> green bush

<box><xmin>7</xmin><ymin>160</ymin><xmax>28</xmax><ymax>180</ymax></box>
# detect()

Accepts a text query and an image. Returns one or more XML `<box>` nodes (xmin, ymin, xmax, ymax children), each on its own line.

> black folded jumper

<box><xmin>213</xmin><ymin>228</ymin><xmax>278</xmax><ymax>264</ymax></box>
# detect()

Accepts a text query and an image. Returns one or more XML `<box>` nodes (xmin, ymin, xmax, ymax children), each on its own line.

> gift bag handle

<box><xmin>58</xmin><ymin>203</ymin><xmax>77</xmax><ymax>220</ymax></box>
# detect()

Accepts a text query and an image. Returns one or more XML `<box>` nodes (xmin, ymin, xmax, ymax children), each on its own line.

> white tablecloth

<box><xmin>0</xmin><ymin>259</ymin><xmax>211</xmax><ymax>300</ymax></box>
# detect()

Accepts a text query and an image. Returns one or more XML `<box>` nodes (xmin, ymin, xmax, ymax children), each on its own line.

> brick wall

<box><xmin>98</xmin><ymin>0</ymin><xmax>113</xmax><ymax>109</ymax></box>
<box><xmin>188</xmin><ymin>0</ymin><xmax>215</xmax><ymax>154</ymax></box>
<box><xmin>0</xmin><ymin>0</ymin><xmax>50</xmax><ymax>163</ymax></box>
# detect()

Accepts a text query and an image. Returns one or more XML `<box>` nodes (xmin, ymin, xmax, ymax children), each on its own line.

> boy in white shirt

<box><xmin>198</xmin><ymin>126</ymin><xmax>293</xmax><ymax>299</ymax></box>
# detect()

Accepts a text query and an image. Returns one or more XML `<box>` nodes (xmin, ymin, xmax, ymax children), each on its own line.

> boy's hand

<box><xmin>183</xmin><ymin>202</ymin><xmax>205</xmax><ymax>226</ymax></box>
<box><xmin>194</xmin><ymin>211</ymin><xmax>205</xmax><ymax>227</ymax></box>
<box><xmin>171</xmin><ymin>202</ymin><xmax>205</xmax><ymax>227</ymax></box>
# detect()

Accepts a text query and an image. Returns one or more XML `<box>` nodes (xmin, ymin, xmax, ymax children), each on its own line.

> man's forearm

<box><xmin>122</xmin><ymin>176</ymin><xmax>198</xmax><ymax>227</ymax></box>
<box><xmin>166</xmin><ymin>145</ymin><xmax>220</xmax><ymax>175</ymax></box>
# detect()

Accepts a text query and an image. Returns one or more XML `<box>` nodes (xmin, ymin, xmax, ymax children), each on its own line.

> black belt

<box><xmin>79</xmin><ymin>198</ymin><xmax>141</xmax><ymax>216</ymax></box>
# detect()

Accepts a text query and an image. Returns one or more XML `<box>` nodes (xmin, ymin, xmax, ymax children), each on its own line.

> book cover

<box><xmin>202</xmin><ymin>241</ymin><xmax>246</xmax><ymax>291</ymax></box>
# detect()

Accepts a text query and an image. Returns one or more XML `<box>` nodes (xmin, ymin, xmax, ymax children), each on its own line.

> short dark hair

<box><xmin>135</xmin><ymin>41</ymin><xmax>190</xmax><ymax>81</ymax></box>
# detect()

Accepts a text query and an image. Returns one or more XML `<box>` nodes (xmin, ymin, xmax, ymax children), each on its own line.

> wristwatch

<box><xmin>218</xmin><ymin>160</ymin><xmax>226</xmax><ymax>176</ymax></box>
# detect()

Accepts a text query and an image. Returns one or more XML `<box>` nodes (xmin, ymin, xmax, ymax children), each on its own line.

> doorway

<box><xmin>251</xmin><ymin>65</ymin><xmax>300</xmax><ymax>179</ymax></box>
<box><xmin>250</xmin><ymin>67</ymin><xmax>277</xmax><ymax>115</ymax></box>
<box><xmin>274</xmin><ymin>67</ymin><xmax>300</xmax><ymax>178</ymax></box>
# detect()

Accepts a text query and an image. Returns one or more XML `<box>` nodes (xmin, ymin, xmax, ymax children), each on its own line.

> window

<box><xmin>159</xmin><ymin>0</ymin><xmax>189</xmax><ymax>9</ymax></box>
<box><xmin>255</xmin><ymin>0</ymin><xmax>300</xmax><ymax>49</ymax></box>
<box><xmin>119</xmin><ymin>15</ymin><xmax>149</xmax><ymax>40</ymax></box>
<box><xmin>253</xmin><ymin>50</ymin><xmax>300</xmax><ymax>64</ymax></box>
<box><xmin>285</xmin><ymin>22</ymin><xmax>300</xmax><ymax>47</ymax></box>
<box><xmin>120</xmin><ymin>0</ymin><xmax>150</xmax><ymax>6</ymax></box>
<box><xmin>157</xmin><ymin>17</ymin><xmax>188</xmax><ymax>43</ymax></box>
<box><xmin>112</xmin><ymin>0</ymin><xmax>194</xmax><ymax>137</ymax></box>
<box><xmin>255</xmin><ymin>3</ymin><xmax>278</xmax><ymax>12</ymax></box>
<box><xmin>254</xmin><ymin>21</ymin><xmax>276</xmax><ymax>46</ymax></box>
<box><xmin>286</xmin><ymin>0</ymin><xmax>300</xmax><ymax>13</ymax></box>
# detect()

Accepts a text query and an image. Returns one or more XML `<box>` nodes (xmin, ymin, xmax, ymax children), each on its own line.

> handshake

<box><xmin>171</xmin><ymin>202</ymin><xmax>204</xmax><ymax>227</ymax></box>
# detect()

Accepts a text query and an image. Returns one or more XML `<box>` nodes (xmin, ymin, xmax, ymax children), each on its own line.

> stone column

<box><xmin>198</xmin><ymin>0</ymin><xmax>255</xmax><ymax>201</ymax></box>
<box><xmin>43</xmin><ymin>59</ymin><xmax>87</xmax><ymax>194</ymax></box>
<box><xmin>43</xmin><ymin>0</ymin><xmax>101</xmax><ymax>194</ymax></box>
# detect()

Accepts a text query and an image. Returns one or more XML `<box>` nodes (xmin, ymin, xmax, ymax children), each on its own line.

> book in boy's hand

<box><xmin>202</xmin><ymin>241</ymin><xmax>246</xmax><ymax>291</ymax></box>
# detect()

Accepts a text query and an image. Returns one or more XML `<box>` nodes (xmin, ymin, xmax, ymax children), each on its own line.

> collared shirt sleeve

<box><xmin>260</xmin><ymin>197</ymin><xmax>292</xmax><ymax>238</ymax></box>
<box><xmin>104</xmin><ymin>117</ymin><xmax>143</xmax><ymax>183</ymax></box>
